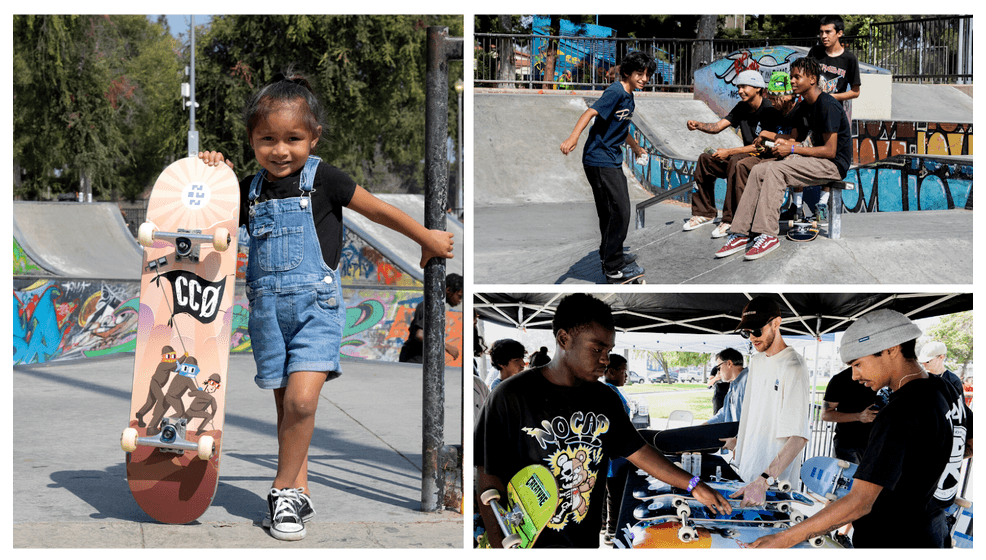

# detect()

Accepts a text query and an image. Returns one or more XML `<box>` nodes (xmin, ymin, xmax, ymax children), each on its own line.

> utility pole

<box><xmin>185</xmin><ymin>15</ymin><xmax>199</xmax><ymax>156</ymax></box>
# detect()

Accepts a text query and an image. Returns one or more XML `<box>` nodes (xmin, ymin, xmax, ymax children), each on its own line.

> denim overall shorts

<box><xmin>245</xmin><ymin>156</ymin><xmax>345</xmax><ymax>389</ymax></box>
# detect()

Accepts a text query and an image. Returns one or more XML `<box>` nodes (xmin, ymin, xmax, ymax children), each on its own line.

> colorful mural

<box><xmin>235</xmin><ymin>226</ymin><xmax>421</xmax><ymax>287</ymax></box>
<box><xmin>15</xmin><ymin>278</ymin><xmax>462</xmax><ymax>366</ymax></box>
<box><xmin>14</xmin><ymin>278</ymin><xmax>140</xmax><ymax>364</ymax></box>
<box><xmin>844</xmin><ymin>155</ymin><xmax>973</xmax><ymax>212</ymax></box>
<box><xmin>855</xmin><ymin>121</ymin><xmax>973</xmax><ymax>165</ymax></box>
<box><xmin>13</xmin><ymin>238</ymin><xmax>48</xmax><ymax>276</ymax></box>
<box><xmin>694</xmin><ymin>46</ymin><xmax>803</xmax><ymax>117</ymax></box>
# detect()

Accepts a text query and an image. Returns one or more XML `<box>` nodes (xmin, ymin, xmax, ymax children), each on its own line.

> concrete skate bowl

<box><xmin>13</xmin><ymin>202</ymin><xmax>142</xmax><ymax>280</ymax></box>
<box><xmin>13</xmin><ymin>200</ymin><xmax>463</xmax><ymax>366</ymax></box>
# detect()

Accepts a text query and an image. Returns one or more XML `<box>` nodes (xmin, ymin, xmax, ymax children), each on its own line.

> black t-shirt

<box><xmin>807</xmin><ymin>46</ymin><xmax>862</xmax><ymax>96</ymax></box>
<box><xmin>807</xmin><ymin>92</ymin><xmax>852</xmax><ymax>178</ymax></box>
<box><xmin>724</xmin><ymin>97</ymin><xmax>776</xmax><ymax>146</ymax></box>
<box><xmin>852</xmin><ymin>375</ymin><xmax>972</xmax><ymax>547</ymax></box>
<box><xmin>712</xmin><ymin>381</ymin><xmax>730</xmax><ymax>414</ymax></box>
<box><xmin>822</xmin><ymin>368</ymin><xmax>881</xmax><ymax>450</ymax></box>
<box><xmin>475</xmin><ymin>367</ymin><xmax>647</xmax><ymax>547</ymax></box>
<box><xmin>397</xmin><ymin>301</ymin><xmax>426</xmax><ymax>363</ymax></box>
<box><xmin>238</xmin><ymin>161</ymin><xmax>358</xmax><ymax>269</ymax></box>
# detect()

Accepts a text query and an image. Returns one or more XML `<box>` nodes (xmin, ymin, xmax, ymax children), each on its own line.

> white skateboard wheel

<box><xmin>197</xmin><ymin>435</ymin><xmax>215</xmax><ymax>460</ymax></box>
<box><xmin>837</xmin><ymin>460</ymin><xmax>851</xmax><ymax>469</ymax></box>
<box><xmin>809</xmin><ymin>536</ymin><xmax>825</xmax><ymax>548</ymax></box>
<box><xmin>480</xmin><ymin>489</ymin><xmax>500</xmax><ymax>506</ymax></box>
<box><xmin>137</xmin><ymin>222</ymin><xmax>158</xmax><ymax>247</ymax></box>
<box><xmin>121</xmin><ymin>428</ymin><xmax>138</xmax><ymax>452</ymax></box>
<box><xmin>676</xmin><ymin>504</ymin><xmax>691</xmax><ymax>518</ymax></box>
<box><xmin>678</xmin><ymin>526</ymin><xmax>698</xmax><ymax>542</ymax></box>
<box><xmin>776</xmin><ymin>479</ymin><xmax>792</xmax><ymax>492</ymax></box>
<box><xmin>213</xmin><ymin>227</ymin><xmax>230</xmax><ymax>252</ymax></box>
<box><xmin>502</xmin><ymin>534</ymin><xmax>522</xmax><ymax>548</ymax></box>
<box><xmin>825</xmin><ymin>492</ymin><xmax>838</xmax><ymax>501</ymax></box>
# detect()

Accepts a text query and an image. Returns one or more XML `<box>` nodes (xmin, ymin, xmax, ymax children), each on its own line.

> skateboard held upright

<box><xmin>478</xmin><ymin>464</ymin><xmax>560</xmax><ymax>548</ymax></box>
<box><xmin>121</xmin><ymin>157</ymin><xmax>239</xmax><ymax>524</ymax></box>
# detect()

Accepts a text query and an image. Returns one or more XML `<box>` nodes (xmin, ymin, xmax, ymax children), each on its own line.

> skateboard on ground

<box><xmin>786</xmin><ymin>218</ymin><xmax>819</xmax><ymax>242</ymax></box>
<box><xmin>121</xmin><ymin>157</ymin><xmax>239</xmax><ymax>524</ymax></box>
<box><xmin>478</xmin><ymin>464</ymin><xmax>560</xmax><ymax>548</ymax></box>
<box><xmin>627</xmin><ymin>520</ymin><xmax>841</xmax><ymax>548</ymax></box>
<box><xmin>800</xmin><ymin>456</ymin><xmax>857</xmax><ymax>501</ymax></box>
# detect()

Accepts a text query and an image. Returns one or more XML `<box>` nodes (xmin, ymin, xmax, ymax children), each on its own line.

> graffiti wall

<box><xmin>843</xmin><ymin>155</ymin><xmax>973</xmax><ymax>212</ymax></box>
<box><xmin>15</xmin><ymin>278</ymin><xmax>462</xmax><ymax>367</ymax></box>
<box><xmin>14</xmin><ymin>278</ymin><xmax>140</xmax><ymax>364</ymax></box>
<box><xmin>694</xmin><ymin>46</ymin><xmax>803</xmax><ymax>117</ymax></box>
<box><xmin>13</xmin><ymin>238</ymin><xmax>49</xmax><ymax>276</ymax></box>
<box><xmin>235</xmin><ymin>226</ymin><xmax>421</xmax><ymax>287</ymax></box>
<box><xmin>855</xmin><ymin>121</ymin><xmax>973</xmax><ymax>165</ymax></box>
<box><xmin>625</xmin><ymin>123</ymin><xmax>726</xmax><ymax>205</ymax></box>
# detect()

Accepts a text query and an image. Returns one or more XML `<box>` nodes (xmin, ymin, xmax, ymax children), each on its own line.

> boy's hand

<box><xmin>198</xmin><ymin>151</ymin><xmax>234</xmax><ymax>169</ymax></box>
<box><xmin>419</xmin><ymin>230</ymin><xmax>454</xmax><ymax>268</ymax></box>
<box><xmin>559</xmin><ymin>136</ymin><xmax>578</xmax><ymax>156</ymax></box>
<box><xmin>686</xmin><ymin>120</ymin><xmax>700</xmax><ymax>131</ymax></box>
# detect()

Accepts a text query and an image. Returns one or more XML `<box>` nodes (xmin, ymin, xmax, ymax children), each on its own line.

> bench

<box><xmin>634</xmin><ymin>179</ymin><xmax>855</xmax><ymax>240</ymax></box>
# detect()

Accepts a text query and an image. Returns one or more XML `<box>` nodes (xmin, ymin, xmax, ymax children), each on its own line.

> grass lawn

<box><xmin>619</xmin><ymin>381</ymin><xmax>832</xmax><ymax>423</ymax></box>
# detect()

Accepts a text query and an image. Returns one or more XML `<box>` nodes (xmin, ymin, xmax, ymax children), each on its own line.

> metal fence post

<box><xmin>422</xmin><ymin>25</ymin><xmax>462</xmax><ymax>513</ymax></box>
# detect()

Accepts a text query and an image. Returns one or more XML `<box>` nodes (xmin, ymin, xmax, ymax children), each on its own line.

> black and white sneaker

<box><xmin>604</xmin><ymin>261</ymin><xmax>645</xmax><ymax>284</ymax></box>
<box><xmin>266</xmin><ymin>487</ymin><xmax>307</xmax><ymax>541</ymax></box>
<box><xmin>263</xmin><ymin>491</ymin><xmax>315</xmax><ymax>528</ymax></box>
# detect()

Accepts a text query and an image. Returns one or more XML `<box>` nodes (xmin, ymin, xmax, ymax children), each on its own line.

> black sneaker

<box><xmin>267</xmin><ymin>488</ymin><xmax>307</xmax><ymax>541</ymax></box>
<box><xmin>833</xmin><ymin>532</ymin><xmax>853</xmax><ymax>548</ymax></box>
<box><xmin>263</xmin><ymin>491</ymin><xmax>315</xmax><ymax>528</ymax></box>
<box><xmin>604</xmin><ymin>261</ymin><xmax>645</xmax><ymax>284</ymax></box>
<box><xmin>779</xmin><ymin>204</ymin><xmax>797</xmax><ymax>222</ymax></box>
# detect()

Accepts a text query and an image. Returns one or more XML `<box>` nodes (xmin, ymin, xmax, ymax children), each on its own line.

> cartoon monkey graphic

<box><xmin>183</xmin><ymin>373</ymin><xmax>221</xmax><ymax>435</ymax></box>
<box><xmin>135</xmin><ymin>346</ymin><xmax>183</xmax><ymax>429</ymax></box>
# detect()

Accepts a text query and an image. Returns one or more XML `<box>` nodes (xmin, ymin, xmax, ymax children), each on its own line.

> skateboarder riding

<box><xmin>560</xmin><ymin>51</ymin><xmax>656</xmax><ymax>283</ymax></box>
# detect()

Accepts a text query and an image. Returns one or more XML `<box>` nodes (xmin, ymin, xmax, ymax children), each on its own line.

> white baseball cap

<box><xmin>735</xmin><ymin>70</ymin><xmax>767</xmax><ymax>89</ymax></box>
<box><xmin>918</xmin><ymin>341</ymin><xmax>947</xmax><ymax>363</ymax></box>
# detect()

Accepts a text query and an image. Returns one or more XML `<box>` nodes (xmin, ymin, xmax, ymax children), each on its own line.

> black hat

<box><xmin>736</xmin><ymin>296</ymin><xmax>781</xmax><ymax>331</ymax></box>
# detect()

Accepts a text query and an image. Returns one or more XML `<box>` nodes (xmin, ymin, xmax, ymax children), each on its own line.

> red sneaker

<box><xmin>715</xmin><ymin>234</ymin><xmax>749</xmax><ymax>258</ymax></box>
<box><xmin>744</xmin><ymin>234</ymin><xmax>780</xmax><ymax>260</ymax></box>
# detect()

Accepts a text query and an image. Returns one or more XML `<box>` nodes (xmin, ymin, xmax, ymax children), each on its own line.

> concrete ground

<box><xmin>474</xmin><ymin>201</ymin><xmax>973</xmax><ymax>285</ymax></box>
<box><xmin>13</xmin><ymin>354</ymin><xmax>463</xmax><ymax>548</ymax></box>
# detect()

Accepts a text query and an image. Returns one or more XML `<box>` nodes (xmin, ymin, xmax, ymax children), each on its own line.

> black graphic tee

<box><xmin>475</xmin><ymin>367</ymin><xmax>646</xmax><ymax>547</ymax></box>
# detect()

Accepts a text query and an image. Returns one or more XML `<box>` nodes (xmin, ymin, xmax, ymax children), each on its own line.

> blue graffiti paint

<box><xmin>13</xmin><ymin>286</ymin><xmax>64</xmax><ymax>364</ymax></box>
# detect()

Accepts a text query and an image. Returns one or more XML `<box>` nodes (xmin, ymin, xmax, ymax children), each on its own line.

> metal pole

<box><xmin>187</xmin><ymin>15</ymin><xmax>199</xmax><ymax>156</ymax></box>
<box><xmin>421</xmin><ymin>25</ymin><xmax>462</xmax><ymax>512</ymax></box>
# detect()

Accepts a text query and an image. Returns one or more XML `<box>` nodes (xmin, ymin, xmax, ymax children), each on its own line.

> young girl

<box><xmin>198</xmin><ymin>72</ymin><xmax>454</xmax><ymax>541</ymax></box>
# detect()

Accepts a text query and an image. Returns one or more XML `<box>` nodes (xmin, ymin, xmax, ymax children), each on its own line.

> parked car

<box><xmin>679</xmin><ymin>370</ymin><xmax>703</xmax><ymax>383</ymax></box>
<box><xmin>647</xmin><ymin>370</ymin><xmax>677</xmax><ymax>384</ymax></box>
<box><xmin>627</xmin><ymin>370</ymin><xmax>645</xmax><ymax>384</ymax></box>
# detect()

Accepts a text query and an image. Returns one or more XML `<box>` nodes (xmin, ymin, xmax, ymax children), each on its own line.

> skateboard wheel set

<box><xmin>124</xmin><ymin>156</ymin><xmax>240</xmax><ymax>525</ymax></box>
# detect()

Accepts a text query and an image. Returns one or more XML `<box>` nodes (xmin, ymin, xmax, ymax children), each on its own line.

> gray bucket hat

<box><xmin>840</xmin><ymin>309</ymin><xmax>923</xmax><ymax>364</ymax></box>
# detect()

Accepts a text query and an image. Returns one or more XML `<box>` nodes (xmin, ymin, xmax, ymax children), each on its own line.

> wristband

<box><xmin>687</xmin><ymin>476</ymin><xmax>701</xmax><ymax>493</ymax></box>
<box><xmin>790</xmin><ymin>145</ymin><xmax>795</xmax><ymax>154</ymax></box>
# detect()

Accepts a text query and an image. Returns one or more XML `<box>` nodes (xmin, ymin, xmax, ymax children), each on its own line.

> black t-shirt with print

<box><xmin>724</xmin><ymin>97</ymin><xmax>776</xmax><ymax>146</ymax></box>
<box><xmin>807</xmin><ymin>92</ymin><xmax>853</xmax><ymax>177</ymax></box>
<box><xmin>852</xmin><ymin>374</ymin><xmax>972</xmax><ymax>547</ymax></box>
<box><xmin>475</xmin><ymin>367</ymin><xmax>646</xmax><ymax>547</ymax></box>
<box><xmin>238</xmin><ymin>161</ymin><xmax>357</xmax><ymax>269</ymax></box>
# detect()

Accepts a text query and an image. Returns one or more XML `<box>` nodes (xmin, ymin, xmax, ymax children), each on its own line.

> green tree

<box><xmin>927</xmin><ymin>311</ymin><xmax>973</xmax><ymax>378</ymax></box>
<box><xmin>13</xmin><ymin>15</ymin><xmax>183</xmax><ymax>200</ymax></box>
<box><xmin>192</xmin><ymin>15</ymin><xmax>462</xmax><ymax>193</ymax></box>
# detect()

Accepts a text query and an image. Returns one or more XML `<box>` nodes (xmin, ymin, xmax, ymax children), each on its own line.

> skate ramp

<box><xmin>632</xmin><ymin>98</ymin><xmax>743</xmax><ymax>160</ymax></box>
<box><xmin>344</xmin><ymin>194</ymin><xmax>463</xmax><ymax>280</ymax></box>
<box><xmin>13</xmin><ymin>202</ymin><xmax>142</xmax><ymax>280</ymax></box>
<box><xmin>891</xmin><ymin>83</ymin><xmax>973</xmax><ymax>123</ymax></box>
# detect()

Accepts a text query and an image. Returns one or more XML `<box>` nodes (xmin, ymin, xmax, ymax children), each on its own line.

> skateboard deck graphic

<box><xmin>479</xmin><ymin>464</ymin><xmax>560</xmax><ymax>548</ymax></box>
<box><xmin>121</xmin><ymin>157</ymin><xmax>239</xmax><ymax>524</ymax></box>
<box><xmin>633</xmin><ymin>494</ymin><xmax>806</xmax><ymax>523</ymax></box>
<box><xmin>632</xmin><ymin>478</ymin><xmax>811</xmax><ymax>508</ymax></box>
<box><xmin>800</xmin><ymin>456</ymin><xmax>857</xmax><ymax>501</ymax></box>
<box><xmin>628</xmin><ymin>520</ymin><xmax>841</xmax><ymax>549</ymax></box>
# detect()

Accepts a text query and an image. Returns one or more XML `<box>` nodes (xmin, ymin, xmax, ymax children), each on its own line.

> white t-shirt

<box><xmin>732</xmin><ymin>346</ymin><xmax>810</xmax><ymax>483</ymax></box>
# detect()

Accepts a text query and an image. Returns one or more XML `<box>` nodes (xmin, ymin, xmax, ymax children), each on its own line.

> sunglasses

<box><xmin>738</xmin><ymin>317</ymin><xmax>778</xmax><ymax>339</ymax></box>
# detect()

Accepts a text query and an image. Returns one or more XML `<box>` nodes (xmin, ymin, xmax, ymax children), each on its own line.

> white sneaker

<box><xmin>711</xmin><ymin>222</ymin><xmax>731</xmax><ymax>238</ymax></box>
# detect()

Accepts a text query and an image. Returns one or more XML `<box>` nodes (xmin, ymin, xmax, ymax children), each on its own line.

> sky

<box><xmin>147</xmin><ymin>15</ymin><xmax>212</xmax><ymax>38</ymax></box>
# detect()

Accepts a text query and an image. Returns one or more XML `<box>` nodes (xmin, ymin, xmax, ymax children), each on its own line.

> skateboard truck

<box><xmin>121</xmin><ymin>418</ymin><xmax>215</xmax><ymax>460</ymax></box>
<box><xmin>137</xmin><ymin>222</ymin><xmax>232</xmax><ymax>263</ymax></box>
